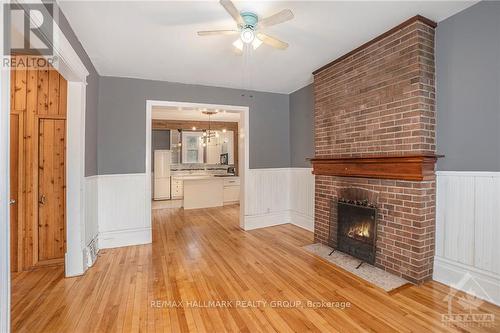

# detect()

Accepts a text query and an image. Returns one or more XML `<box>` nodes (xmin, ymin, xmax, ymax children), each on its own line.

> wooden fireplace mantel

<box><xmin>309</xmin><ymin>154</ymin><xmax>443</xmax><ymax>181</ymax></box>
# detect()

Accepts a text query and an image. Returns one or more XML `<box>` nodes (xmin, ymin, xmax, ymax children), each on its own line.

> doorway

<box><xmin>9</xmin><ymin>56</ymin><xmax>68</xmax><ymax>271</ymax></box>
<box><xmin>146</xmin><ymin>100</ymin><xmax>249</xmax><ymax>229</ymax></box>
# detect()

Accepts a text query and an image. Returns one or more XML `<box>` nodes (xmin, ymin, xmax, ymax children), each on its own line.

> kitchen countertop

<box><xmin>172</xmin><ymin>174</ymin><xmax>238</xmax><ymax>181</ymax></box>
<box><xmin>172</xmin><ymin>175</ymin><xmax>213</xmax><ymax>181</ymax></box>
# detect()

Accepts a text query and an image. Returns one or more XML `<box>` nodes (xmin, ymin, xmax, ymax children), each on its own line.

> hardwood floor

<box><xmin>11</xmin><ymin>205</ymin><xmax>500</xmax><ymax>332</ymax></box>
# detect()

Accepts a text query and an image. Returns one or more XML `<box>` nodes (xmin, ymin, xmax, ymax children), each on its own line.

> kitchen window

<box><xmin>181</xmin><ymin>131</ymin><xmax>204</xmax><ymax>163</ymax></box>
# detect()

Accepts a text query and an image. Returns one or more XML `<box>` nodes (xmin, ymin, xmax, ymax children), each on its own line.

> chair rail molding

<box><xmin>434</xmin><ymin>171</ymin><xmax>500</xmax><ymax>305</ymax></box>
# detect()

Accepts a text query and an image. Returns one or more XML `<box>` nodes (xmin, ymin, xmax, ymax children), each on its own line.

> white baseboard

<box><xmin>98</xmin><ymin>227</ymin><xmax>152</xmax><ymax>249</ymax></box>
<box><xmin>434</xmin><ymin>256</ymin><xmax>500</xmax><ymax>306</ymax></box>
<box><xmin>244</xmin><ymin>211</ymin><xmax>291</xmax><ymax>231</ymax></box>
<box><xmin>289</xmin><ymin>210</ymin><xmax>314</xmax><ymax>232</ymax></box>
<box><xmin>244</xmin><ymin>209</ymin><xmax>314</xmax><ymax>232</ymax></box>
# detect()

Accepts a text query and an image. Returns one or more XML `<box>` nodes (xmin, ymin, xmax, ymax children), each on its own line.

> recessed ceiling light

<box><xmin>192</xmin><ymin>126</ymin><xmax>196</xmax><ymax>131</ymax></box>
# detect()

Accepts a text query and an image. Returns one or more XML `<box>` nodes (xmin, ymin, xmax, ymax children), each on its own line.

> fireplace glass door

<box><xmin>337</xmin><ymin>202</ymin><xmax>377</xmax><ymax>264</ymax></box>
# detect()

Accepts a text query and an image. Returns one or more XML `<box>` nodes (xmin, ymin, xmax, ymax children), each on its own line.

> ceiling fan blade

<box><xmin>219</xmin><ymin>0</ymin><xmax>243</xmax><ymax>25</ymax></box>
<box><xmin>256</xmin><ymin>32</ymin><xmax>289</xmax><ymax>50</ymax></box>
<box><xmin>197</xmin><ymin>30</ymin><xmax>238</xmax><ymax>36</ymax></box>
<box><xmin>259</xmin><ymin>9</ymin><xmax>294</xmax><ymax>28</ymax></box>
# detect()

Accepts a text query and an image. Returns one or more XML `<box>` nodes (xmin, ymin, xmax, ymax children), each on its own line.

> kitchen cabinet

<box><xmin>172</xmin><ymin>178</ymin><xmax>183</xmax><ymax>198</ymax></box>
<box><xmin>223</xmin><ymin>177</ymin><xmax>240</xmax><ymax>204</ymax></box>
<box><xmin>205</xmin><ymin>130</ymin><xmax>234</xmax><ymax>165</ymax></box>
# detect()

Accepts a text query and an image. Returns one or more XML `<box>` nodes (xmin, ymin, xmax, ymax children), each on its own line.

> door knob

<box><xmin>9</xmin><ymin>199</ymin><xmax>16</xmax><ymax>205</ymax></box>
<box><xmin>39</xmin><ymin>195</ymin><xmax>46</xmax><ymax>205</ymax></box>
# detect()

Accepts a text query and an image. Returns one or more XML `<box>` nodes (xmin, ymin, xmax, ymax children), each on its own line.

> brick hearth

<box><xmin>312</xmin><ymin>16</ymin><xmax>437</xmax><ymax>283</ymax></box>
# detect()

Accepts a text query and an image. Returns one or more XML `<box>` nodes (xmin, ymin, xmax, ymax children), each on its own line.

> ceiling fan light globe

<box><xmin>252</xmin><ymin>38</ymin><xmax>263</xmax><ymax>50</ymax></box>
<box><xmin>232</xmin><ymin>38</ymin><xmax>243</xmax><ymax>51</ymax></box>
<box><xmin>240</xmin><ymin>28</ymin><xmax>255</xmax><ymax>44</ymax></box>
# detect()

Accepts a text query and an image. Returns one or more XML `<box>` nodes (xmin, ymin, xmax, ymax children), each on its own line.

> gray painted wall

<box><xmin>152</xmin><ymin>130</ymin><xmax>170</xmax><ymax>171</ymax></box>
<box><xmin>97</xmin><ymin>77</ymin><xmax>290</xmax><ymax>174</ymax></box>
<box><xmin>290</xmin><ymin>84</ymin><xmax>314</xmax><ymax>167</ymax></box>
<box><xmin>56</xmin><ymin>1</ymin><xmax>500</xmax><ymax>174</ymax></box>
<box><xmin>47</xmin><ymin>3</ymin><xmax>100</xmax><ymax>176</ymax></box>
<box><xmin>287</xmin><ymin>1</ymin><xmax>500</xmax><ymax>172</ymax></box>
<box><xmin>436</xmin><ymin>1</ymin><xmax>500</xmax><ymax>171</ymax></box>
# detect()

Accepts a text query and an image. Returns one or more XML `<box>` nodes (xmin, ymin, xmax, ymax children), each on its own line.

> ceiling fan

<box><xmin>197</xmin><ymin>0</ymin><xmax>294</xmax><ymax>52</ymax></box>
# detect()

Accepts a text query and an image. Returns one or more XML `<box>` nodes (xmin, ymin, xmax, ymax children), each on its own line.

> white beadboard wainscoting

<box><xmin>434</xmin><ymin>171</ymin><xmax>500</xmax><ymax>306</ymax></box>
<box><xmin>289</xmin><ymin>168</ymin><xmax>315</xmax><ymax>231</ymax></box>
<box><xmin>94</xmin><ymin>174</ymin><xmax>152</xmax><ymax>249</ymax></box>
<box><xmin>85</xmin><ymin>169</ymin><xmax>314</xmax><ymax>253</ymax></box>
<box><xmin>244</xmin><ymin>168</ymin><xmax>314</xmax><ymax>231</ymax></box>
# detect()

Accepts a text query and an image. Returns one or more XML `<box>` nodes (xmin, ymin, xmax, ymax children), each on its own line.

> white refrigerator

<box><xmin>154</xmin><ymin>150</ymin><xmax>171</xmax><ymax>200</ymax></box>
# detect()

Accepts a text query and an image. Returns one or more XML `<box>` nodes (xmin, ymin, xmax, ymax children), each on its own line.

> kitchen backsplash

<box><xmin>170</xmin><ymin>163</ymin><xmax>235</xmax><ymax>173</ymax></box>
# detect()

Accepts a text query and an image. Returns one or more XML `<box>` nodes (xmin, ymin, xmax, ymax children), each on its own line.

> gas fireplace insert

<box><xmin>336</xmin><ymin>199</ymin><xmax>377</xmax><ymax>264</ymax></box>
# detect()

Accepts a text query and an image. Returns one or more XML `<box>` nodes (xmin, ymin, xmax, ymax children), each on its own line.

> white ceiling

<box><xmin>59</xmin><ymin>1</ymin><xmax>476</xmax><ymax>94</ymax></box>
<box><xmin>152</xmin><ymin>105</ymin><xmax>241</xmax><ymax>121</ymax></box>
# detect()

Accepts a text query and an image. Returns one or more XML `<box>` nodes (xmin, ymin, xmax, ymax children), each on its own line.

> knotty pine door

<box><xmin>10</xmin><ymin>56</ymin><xmax>68</xmax><ymax>270</ymax></box>
<box><xmin>38</xmin><ymin>119</ymin><xmax>66</xmax><ymax>261</ymax></box>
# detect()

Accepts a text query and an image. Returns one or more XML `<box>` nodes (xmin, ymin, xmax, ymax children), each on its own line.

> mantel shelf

<box><xmin>309</xmin><ymin>154</ymin><xmax>443</xmax><ymax>181</ymax></box>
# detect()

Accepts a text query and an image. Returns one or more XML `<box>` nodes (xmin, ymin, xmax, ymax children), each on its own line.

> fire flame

<box><xmin>347</xmin><ymin>222</ymin><xmax>371</xmax><ymax>239</ymax></box>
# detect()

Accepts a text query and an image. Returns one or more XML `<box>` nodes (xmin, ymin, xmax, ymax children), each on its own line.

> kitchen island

<box><xmin>172</xmin><ymin>175</ymin><xmax>240</xmax><ymax>210</ymax></box>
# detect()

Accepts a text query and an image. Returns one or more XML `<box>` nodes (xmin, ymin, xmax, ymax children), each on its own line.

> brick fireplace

<box><xmin>311</xmin><ymin>16</ymin><xmax>438</xmax><ymax>284</ymax></box>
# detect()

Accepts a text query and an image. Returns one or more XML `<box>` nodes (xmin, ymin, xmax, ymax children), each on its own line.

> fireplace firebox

<box><xmin>336</xmin><ymin>199</ymin><xmax>377</xmax><ymax>264</ymax></box>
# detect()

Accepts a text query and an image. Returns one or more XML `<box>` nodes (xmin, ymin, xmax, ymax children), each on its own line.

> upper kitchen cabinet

<box><xmin>170</xmin><ymin>130</ymin><xmax>181</xmax><ymax>164</ymax></box>
<box><xmin>206</xmin><ymin>130</ymin><xmax>234</xmax><ymax>165</ymax></box>
<box><xmin>169</xmin><ymin>129</ymin><xmax>235</xmax><ymax>165</ymax></box>
<box><xmin>153</xmin><ymin>119</ymin><xmax>239</xmax><ymax>171</ymax></box>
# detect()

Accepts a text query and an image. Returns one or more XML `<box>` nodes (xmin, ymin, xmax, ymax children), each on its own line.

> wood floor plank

<box><xmin>11</xmin><ymin>204</ymin><xmax>500</xmax><ymax>332</ymax></box>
